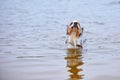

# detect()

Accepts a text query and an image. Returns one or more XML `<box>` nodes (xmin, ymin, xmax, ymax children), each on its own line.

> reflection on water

<box><xmin>65</xmin><ymin>48</ymin><xmax>84</xmax><ymax>80</ymax></box>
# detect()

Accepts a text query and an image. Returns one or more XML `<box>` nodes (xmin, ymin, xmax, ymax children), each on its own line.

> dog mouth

<box><xmin>71</xmin><ymin>22</ymin><xmax>79</xmax><ymax>29</ymax></box>
<box><xmin>73</xmin><ymin>25</ymin><xmax>78</xmax><ymax>28</ymax></box>
<box><xmin>72</xmin><ymin>25</ymin><xmax>79</xmax><ymax>29</ymax></box>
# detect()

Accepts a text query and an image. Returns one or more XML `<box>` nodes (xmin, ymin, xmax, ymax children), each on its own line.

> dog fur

<box><xmin>66</xmin><ymin>21</ymin><xmax>83</xmax><ymax>48</ymax></box>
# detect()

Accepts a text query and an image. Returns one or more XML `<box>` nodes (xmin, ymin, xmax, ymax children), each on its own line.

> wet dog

<box><xmin>66</xmin><ymin>21</ymin><xmax>83</xmax><ymax>48</ymax></box>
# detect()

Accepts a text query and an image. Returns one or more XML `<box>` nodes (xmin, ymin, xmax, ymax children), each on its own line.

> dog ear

<box><xmin>82</xmin><ymin>27</ymin><xmax>84</xmax><ymax>32</ymax></box>
<box><xmin>67</xmin><ymin>27</ymin><xmax>73</xmax><ymax>35</ymax></box>
<box><xmin>81</xmin><ymin>27</ymin><xmax>84</xmax><ymax>35</ymax></box>
<box><xmin>76</xmin><ymin>28</ymin><xmax>81</xmax><ymax>38</ymax></box>
<box><xmin>79</xmin><ymin>27</ymin><xmax>84</xmax><ymax>37</ymax></box>
<box><xmin>76</xmin><ymin>27</ymin><xmax>84</xmax><ymax>37</ymax></box>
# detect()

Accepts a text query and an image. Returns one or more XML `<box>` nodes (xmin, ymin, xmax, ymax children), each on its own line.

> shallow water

<box><xmin>0</xmin><ymin>0</ymin><xmax>120</xmax><ymax>80</ymax></box>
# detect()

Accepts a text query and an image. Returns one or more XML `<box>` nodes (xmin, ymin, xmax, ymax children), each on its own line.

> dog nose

<box><xmin>74</xmin><ymin>22</ymin><xmax>77</xmax><ymax>25</ymax></box>
<box><xmin>73</xmin><ymin>22</ymin><xmax>77</xmax><ymax>27</ymax></box>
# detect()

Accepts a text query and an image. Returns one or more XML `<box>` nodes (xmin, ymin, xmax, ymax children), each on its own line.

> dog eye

<box><xmin>70</xmin><ymin>22</ymin><xmax>73</xmax><ymax>25</ymax></box>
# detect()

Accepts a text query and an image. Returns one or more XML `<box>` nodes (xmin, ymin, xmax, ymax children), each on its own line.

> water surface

<box><xmin>0</xmin><ymin>0</ymin><xmax>120</xmax><ymax>80</ymax></box>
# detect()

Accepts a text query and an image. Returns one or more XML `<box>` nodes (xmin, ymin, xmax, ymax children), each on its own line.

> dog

<box><xmin>66</xmin><ymin>20</ymin><xmax>83</xmax><ymax>48</ymax></box>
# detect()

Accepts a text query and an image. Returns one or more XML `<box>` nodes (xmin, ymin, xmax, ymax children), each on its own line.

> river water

<box><xmin>0</xmin><ymin>0</ymin><xmax>120</xmax><ymax>80</ymax></box>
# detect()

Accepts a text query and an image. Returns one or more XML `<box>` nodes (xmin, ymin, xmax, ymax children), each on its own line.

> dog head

<box><xmin>69</xmin><ymin>21</ymin><xmax>80</xmax><ymax>29</ymax></box>
<box><xmin>67</xmin><ymin>21</ymin><xmax>82</xmax><ymax>38</ymax></box>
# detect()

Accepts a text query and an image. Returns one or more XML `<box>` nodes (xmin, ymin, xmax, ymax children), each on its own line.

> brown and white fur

<box><xmin>66</xmin><ymin>21</ymin><xmax>83</xmax><ymax>48</ymax></box>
